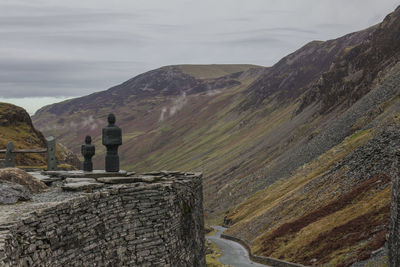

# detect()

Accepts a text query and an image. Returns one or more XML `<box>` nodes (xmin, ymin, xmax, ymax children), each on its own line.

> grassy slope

<box><xmin>0</xmin><ymin>103</ymin><xmax>46</xmax><ymax>166</ymax></box>
<box><xmin>224</xmin><ymin>129</ymin><xmax>383</xmax><ymax>265</ymax></box>
<box><xmin>0</xmin><ymin>103</ymin><xmax>78</xmax><ymax>169</ymax></box>
<box><xmin>224</xmin><ymin>87</ymin><xmax>400</xmax><ymax>266</ymax></box>
<box><xmin>219</xmin><ymin>11</ymin><xmax>400</xmax><ymax>265</ymax></box>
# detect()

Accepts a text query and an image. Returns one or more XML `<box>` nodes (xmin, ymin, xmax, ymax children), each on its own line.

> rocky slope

<box><xmin>32</xmin><ymin>6</ymin><xmax>400</xmax><ymax>266</ymax></box>
<box><xmin>0</xmin><ymin>103</ymin><xmax>79</xmax><ymax>169</ymax></box>
<box><xmin>223</xmin><ymin>7</ymin><xmax>400</xmax><ymax>267</ymax></box>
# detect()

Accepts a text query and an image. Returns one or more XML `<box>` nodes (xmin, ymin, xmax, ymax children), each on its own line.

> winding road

<box><xmin>206</xmin><ymin>226</ymin><xmax>270</xmax><ymax>267</ymax></box>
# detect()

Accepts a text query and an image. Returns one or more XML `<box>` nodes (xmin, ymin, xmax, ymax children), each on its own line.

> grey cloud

<box><xmin>207</xmin><ymin>36</ymin><xmax>286</xmax><ymax>47</ymax></box>
<box><xmin>0</xmin><ymin>58</ymin><xmax>144</xmax><ymax>98</ymax></box>
<box><xmin>315</xmin><ymin>23</ymin><xmax>350</xmax><ymax>30</ymax></box>
<box><xmin>139</xmin><ymin>23</ymin><xmax>187</xmax><ymax>31</ymax></box>
<box><xmin>38</xmin><ymin>32</ymin><xmax>151</xmax><ymax>46</ymax></box>
<box><xmin>221</xmin><ymin>27</ymin><xmax>318</xmax><ymax>36</ymax></box>
<box><xmin>0</xmin><ymin>13</ymin><xmax>135</xmax><ymax>29</ymax></box>
<box><xmin>0</xmin><ymin>0</ymin><xmax>398</xmax><ymax>114</ymax></box>
<box><xmin>257</xmin><ymin>27</ymin><xmax>317</xmax><ymax>34</ymax></box>
<box><xmin>1</xmin><ymin>30</ymin><xmax>152</xmax><ymax>47</ymax></box>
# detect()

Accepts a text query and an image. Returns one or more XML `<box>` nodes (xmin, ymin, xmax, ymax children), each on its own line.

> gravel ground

<box><xmin>0</xmin><ymin>172</ymin><xmax>86</xmax><ymax>225</ymax></box>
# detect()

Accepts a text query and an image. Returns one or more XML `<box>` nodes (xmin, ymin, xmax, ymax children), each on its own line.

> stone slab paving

<box><xmin>42</xmin><ymin>170</ymin><xmax>128</xmax><ymax>178</ymax></box>
<box><xmin>29</xmin><ymin>171</ymin><xmax>62</xmax><ymax>185</ymax></box>
<box><xmin>61</xmin><ymin>182</ymin><xmax>104</xmax><ymax>191</ymax></box>
<box><xmin>65</xmin><ymin>178</ymin><xmax>97</xmax><ymax>183</ymax></box>
<box><xmin>97</xmin><ymin>175</ymin><xmax>162</xmax><ymax>184</ymax></box>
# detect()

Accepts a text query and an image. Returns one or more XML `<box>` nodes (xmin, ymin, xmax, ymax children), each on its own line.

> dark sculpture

<box><xmin>81</xmin><ymin>135</ymin><xmax>95</xmax><ymax>172</ymax></box>
<box><xmin>102</xmin><ymin>114</ymin><xmax>122</xmax><ymax>172</ymax></box>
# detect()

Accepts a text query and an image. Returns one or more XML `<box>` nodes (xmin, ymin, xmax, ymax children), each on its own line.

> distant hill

<box><xmin>32</xmin><ymin>5</ymin><xmax>400</xmax><ymax>266</ymax></box>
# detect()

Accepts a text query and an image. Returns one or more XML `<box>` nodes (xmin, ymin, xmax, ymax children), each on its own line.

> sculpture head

<box><xmin>85</xmin><ymin>135</ymin><xmax>92</xmax><ymax>144</ymax></box>
<box><xmin>108</xmin><ymin>113</ymin><xmax>116</xmax><ymax>125</ymax></box>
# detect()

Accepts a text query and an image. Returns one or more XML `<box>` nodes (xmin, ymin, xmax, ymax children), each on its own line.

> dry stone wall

<box><xmin>0</xmin><ymin>173</ymin><xmax>205</xmax><ymax>267</ymax></box>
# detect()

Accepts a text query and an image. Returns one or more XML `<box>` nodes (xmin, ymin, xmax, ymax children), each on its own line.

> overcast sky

<box><xmin>0</xmin><ymin>0</ymin><xmax>398</xmax><ymax>114</ymax></box>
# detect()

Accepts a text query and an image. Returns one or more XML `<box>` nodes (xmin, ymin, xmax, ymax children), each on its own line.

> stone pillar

<box><xmin>4</xmin><ymin>142</ymin><xmax>15</xmax><ymax>168</ymax></box>
<box><xmin>46</xmin><ymin>136</ymin><xmax>57</xmax><ymax>171</ymax></box>
<box><xmin>389</xmin><ymin>151</ymin><xmax>400</xmax><ymax>267</ymax></box>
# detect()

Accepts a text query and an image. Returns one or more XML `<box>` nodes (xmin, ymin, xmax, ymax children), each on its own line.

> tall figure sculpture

<box><xmin>102</xmin><ymin>114</ymin><xmax>122</xmax><ymax>172</ymax></box>
<box><xmin>81</xmin><ymin>135</ymin><xmax>95</xmax><ymax>172</ymax></box>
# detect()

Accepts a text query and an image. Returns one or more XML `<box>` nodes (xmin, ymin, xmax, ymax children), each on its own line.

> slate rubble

<box><xmin>0</xmin><ymin>182</ymin><xmax>31</xmax><ymax>204</ymax></box>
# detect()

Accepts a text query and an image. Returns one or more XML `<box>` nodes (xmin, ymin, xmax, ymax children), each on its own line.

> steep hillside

<box><xmin>222</xmin><ymin>7</ymin><xmax>400</xmax><ymax>267</ymax></box>
<box><xmin>0</xmin><ymin>103</ymin><xmax>79</xmax><ymax>169</ymax></box>
<box><xmin>298</xmin><ymin>6</ymin><xmax>400</xmax><ymax>115</ymax></box>
<box><xmin>224</xmin><ymin>66</ymin><xmax>400</xmax><ymax>266</ymax></box>
<box><xmin>32</xmin><ymin>6</ymin><xmax>400</xmax><ymax>265</ymax></box>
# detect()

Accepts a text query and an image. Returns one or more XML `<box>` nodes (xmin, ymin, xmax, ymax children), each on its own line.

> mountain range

<box><xmin>32</xmin><ymin>5</ymin><xmax>400</xmax><ymax>266</ymax></box>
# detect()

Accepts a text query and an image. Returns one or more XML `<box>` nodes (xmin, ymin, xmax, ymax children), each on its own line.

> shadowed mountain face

<box><xmin>242</xmin><ymin>27</ymin><xmax>373</xmax><ymax>109</ymax></box>
<box><xmin>298</xmin><ymin>6</ymin><xmax>400</xmax><ymax>115</ymax></box>
<box><xmin>33</xmin><ymin>6</ymin><xmax>400</xmax><ymax>266</ymax></box>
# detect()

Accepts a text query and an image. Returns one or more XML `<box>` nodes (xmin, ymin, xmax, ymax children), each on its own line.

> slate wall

<box><xmin>0</xmin><ymin>174</ymin><xmax>205</xmax><ymax>267</ymax></box>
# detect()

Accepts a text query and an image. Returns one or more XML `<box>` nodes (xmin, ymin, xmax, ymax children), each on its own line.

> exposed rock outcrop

<box><xmin>0</xmin><ymin>168</ymin><xmax>47</xmax><ymax>193</ymax></box>
<box><xmin>0</xmin><ymin>168</ymin><xmax>47</xmax><ymax>204</ymax></box>
<box><xmin>0</xmin><ymin>181</ymin><xmax>31</xmax><ymax>204</ymax></box>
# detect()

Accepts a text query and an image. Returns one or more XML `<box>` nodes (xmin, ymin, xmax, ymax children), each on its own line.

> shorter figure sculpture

<box><xmin>81</xmin><ymin>135</ymin><xmax>95</xmax><ymax>172</ymax></box>
<box><xmin>102</xmin><ymin>114</ymin><xmax>122</xmax><ymax>172</ymax></box>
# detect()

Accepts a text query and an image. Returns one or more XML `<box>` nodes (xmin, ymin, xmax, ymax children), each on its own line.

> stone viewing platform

<box><xmin>0</xmin><ymin>169</ymin><xmax>205</xmax><ymax>266</ymax></box>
